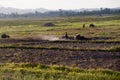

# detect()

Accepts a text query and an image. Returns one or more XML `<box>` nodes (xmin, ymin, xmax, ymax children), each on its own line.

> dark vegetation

<box><xmin>0</xmin><ymin>8</ymin><xmax>120</xmax><ymax>18</ymax></box>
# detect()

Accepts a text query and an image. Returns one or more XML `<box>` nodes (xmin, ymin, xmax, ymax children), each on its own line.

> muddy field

<box><xmin>0</xmin><ymin>49</ymin><xmax>120</xmax><ymax>70</ymax></box>
<box><xmin>0</xmin><ymin>39</ymin><xmax>120</xmax><ymax>71</ymax></box>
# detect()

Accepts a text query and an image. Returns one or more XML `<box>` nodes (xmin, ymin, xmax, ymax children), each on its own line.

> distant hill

<box><xmin>0</xmin><ymin>7</ymin><xmax>49</xmax><ymax>14</ymax></box>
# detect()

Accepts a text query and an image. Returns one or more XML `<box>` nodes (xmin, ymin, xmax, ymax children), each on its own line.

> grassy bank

<box><xmin>0</xmin><ymin>44</ymin><xmax>119</xmax><ymax>52</ymax></box>
<box><xmin>0</xmin><ymin>63</ymin><xmax>120</xmax><ymax>80</ymax></box>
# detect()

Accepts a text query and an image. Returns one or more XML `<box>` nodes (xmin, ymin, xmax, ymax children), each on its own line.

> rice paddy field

<box><xmin>0</xmin><ymin>15</ymin><xmax>120</xmax><ymax>80</ymax></box>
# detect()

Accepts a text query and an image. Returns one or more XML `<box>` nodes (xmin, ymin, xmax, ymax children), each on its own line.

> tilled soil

<box><xmin>0</xmin><ymin>49</ymin><xmax>119</xmax><ymax>71</ymax></box>
<box><xmin>0</xmin><ymin>39</ymin><xmax>120</xmax><ymax>71</ymax></box>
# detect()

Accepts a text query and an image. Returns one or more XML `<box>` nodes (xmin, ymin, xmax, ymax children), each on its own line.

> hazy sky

<box><xmin>0</xmin><ymin>0</ymin><xmax>120</xmax><ymax>10</ymax></box>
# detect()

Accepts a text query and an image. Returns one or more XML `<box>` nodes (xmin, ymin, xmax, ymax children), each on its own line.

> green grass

<box><xmin>0</xmin><ymin>45</ymin><xmax>120</xmax><ymax>51</ymax></box>
<box><xmin>0</xmin><ymin>15</ymin><xmax>120</xmax><ymax>40</ymax></box>
<box><xmin>0</xmin><ymin>63</ymin><xmax>120</xmax><ymax>80</ymax></box>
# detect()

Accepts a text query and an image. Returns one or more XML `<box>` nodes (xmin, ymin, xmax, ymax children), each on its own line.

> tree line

<box><xmin>0</xmin><ymin>8</ymin><xmax>120</xmax><ymax>18</ymax></box>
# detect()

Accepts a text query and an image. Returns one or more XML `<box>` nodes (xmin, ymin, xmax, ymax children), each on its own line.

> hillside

<box><xmin>0</xmin><ymin>7</ymin><xmax>48</xmax><ymax>14</ymax></box>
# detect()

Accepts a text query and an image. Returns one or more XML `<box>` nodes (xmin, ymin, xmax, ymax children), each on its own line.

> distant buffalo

<box><xmin>83</xmin><ymin>24</ymin><xmax>85</xmax><ymax>28</ymax></box>
<box><xmin>89</xmin><ymin>24</ymin><xmax>95</xmax><ymax>27</ymax></box>
<box><xmin>1</xmin><ymin>34</ymin><xmax>10</xmax><ymax>39</ymax></box>
<box><xmin>43</xmin><ymin>22</ymin><xmax>55</xmax><ymax>26</ymax></box>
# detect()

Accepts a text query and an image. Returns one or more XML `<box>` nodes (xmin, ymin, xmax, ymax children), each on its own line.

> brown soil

<box><xmin>0</xmin><ymin>39</ymin><xmax>120</xmax><ymax>71</ymax></box>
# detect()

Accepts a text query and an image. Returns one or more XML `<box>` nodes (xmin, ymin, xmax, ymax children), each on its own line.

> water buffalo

<box><xmin>1</xmin><ymin>34</ymin><xmax>10</xmax><ymax>39</ymax></box>
<box><xmin>43</xmin><ymin>22</ymin><xmax>55</xmax><ymax>26</ymax></box>
<box><xmin>89</xmin><ymin>24</ymin><xmax>95</xmax><ymax>27</ymax></box>
<box><xmin>75</xmin><ymin>34</ymin><xmax>89</xmax><ymax>40</ymax></box>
